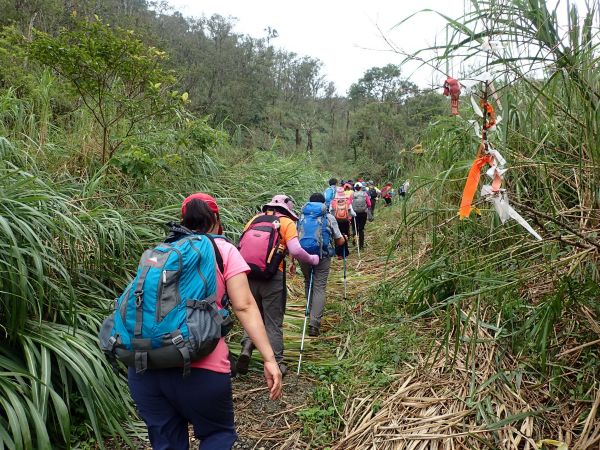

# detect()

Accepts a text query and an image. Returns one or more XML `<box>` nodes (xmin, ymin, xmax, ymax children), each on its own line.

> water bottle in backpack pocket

<box><xmin>297</xmin><ymin>202</ymin><xmax>335</xmax><ymax>258</ymax></box>
<box><xmin>98</xmin><ymin>234</ymin><xmax>229</xmax><ymax>376</ymax></box>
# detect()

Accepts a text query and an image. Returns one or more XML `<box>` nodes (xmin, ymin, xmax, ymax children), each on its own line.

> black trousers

<box><xmin>370</xmin><ymin>198</ymin><xmax>377</xmax><ymax>216</ymax></box>
<box><xmin>355</xmin><ymin>212</ymin><xmax>368</xmax><ymax>249</ymax></box>
<box><xmin>336</xmin><ymin>219</ymin><xmax>350</xmax><ymax>257</ymax></box>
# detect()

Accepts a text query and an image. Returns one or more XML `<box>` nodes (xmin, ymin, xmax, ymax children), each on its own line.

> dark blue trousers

<box><xmin>128</xmin><ymin>367</ymin><xmax>237</xmax><ymax>450</ymax></box>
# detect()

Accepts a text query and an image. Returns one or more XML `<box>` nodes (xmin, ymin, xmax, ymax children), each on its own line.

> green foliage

<box><xmin>178</xmin><ymin>117</ymin><xmax>229</xmax><ymax>151</ymax></box>
<box><xmin>298</xmin><ymin>364</ymin><xmax>348</xmax><ymax>446</ymax></box>
<box><xmin>0</xmin><ymin>26</ymin><xmax>32</xmax><ymax>92</ymax></box>
<box><xmin>349</xmin><ymin>64</ymin><xmax>417</xmax><ymax>104</ymax></box>
<box><xmin>391</xmin><ymin>0</ymin><xmax>600</xmax><ymax>407</ymax></box>
<box><xmin>0</xmin><ymin>124</ymin><xmax>327</xmax><ymax>446</ymax></box>
<box><xmin>29</xmin><ymin>17</ymin><xmax>185</xmax><ymax>163</ymax></box>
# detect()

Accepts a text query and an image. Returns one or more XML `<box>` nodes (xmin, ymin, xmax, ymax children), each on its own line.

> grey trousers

<box><xmin>299</xmin><ymin>257</ymin><xmax>332</xmax><ymax>329</ymax></box>
<box><xmin>241</xmin><ymin>271</ymin><xmax>286</xmax><ymax>363</ymax></box>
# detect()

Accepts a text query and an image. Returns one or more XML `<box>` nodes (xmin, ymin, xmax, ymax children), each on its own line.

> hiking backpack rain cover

<box><xmin>352</xmin><ymin>191</ymin><xmax>368</xmax><ymax>213</ymax></box>
<box><xmin>332</xmin><ymin>198</ymin><xmax>350</xmax><ymax>221</ymax></box>
<box><xmin>98</xmin><ymin>233</ymin><xmax>230</xmax><ymax>376</ymax></box>
<box><xmin>238</xmin><ymin>214</ymin><xmax>285</xmax><ymax>280</ymax></box>
<box><xmin>297</xmin><ymin>202</ymin><xmax>335</xmax><ymax>258</ymax></box>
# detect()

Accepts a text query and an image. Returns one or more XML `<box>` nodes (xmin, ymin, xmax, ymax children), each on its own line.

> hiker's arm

<box><xmin>227</xmin><ymin>274</ymin><xmax>282</xmax><ymax>400</ymax></box>
<box><xmin>287</xmin><ymin>237</ymin><xmax>319</xmax><ymax>265</ymax></box>
<box><xmin>365</xmin><ymin>195</ymin><xmax>372</xmax><ymax>208</ymax></box>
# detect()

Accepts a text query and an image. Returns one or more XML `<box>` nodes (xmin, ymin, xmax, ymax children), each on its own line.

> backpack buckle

<box><xmin>134</xmin><ymin>290</ymin><xmax>144</xmax><ymax>307</ymax></box>
<box><xmin>172</xmin><ymin>334</ymin><xmax>184</xmax><ymax>346</ymax></box>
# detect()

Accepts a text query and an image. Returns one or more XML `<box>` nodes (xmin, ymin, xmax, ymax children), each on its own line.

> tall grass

<box><xmin>394</xmin><ymin>0</ymin><xmax>599</xmax><ymax>397</ymax></box>
<box><xmin>0</xmin><ymin>76</ymin><xmax>328</xmax><ymax>447</ymax></box>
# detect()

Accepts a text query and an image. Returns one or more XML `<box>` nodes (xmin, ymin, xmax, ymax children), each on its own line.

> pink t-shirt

<box><xmin>191</xmin><ymin>238</ymin><xmax>250</xmax><ymax>373</ymax></box>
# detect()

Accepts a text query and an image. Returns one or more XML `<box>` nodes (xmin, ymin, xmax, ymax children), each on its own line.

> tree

<box><xmin>349</xmin><ymin>64</ymin><xmax>418</xmax><ymax>104</ymax></box>
<box><xmin>30</xmin><ymin>17</ymin><xmax>185</xmax><ymax>163</ymax></box>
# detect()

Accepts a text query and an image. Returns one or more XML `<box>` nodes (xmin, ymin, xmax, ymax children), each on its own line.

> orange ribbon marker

<box><xmin>480</xmin><ymin>100</ymin><xmax>496</xmax><ymax>130</ymax></box>
<box><xmin>459</xmin><ymin>143</ymin><xmax>493</xmax><ymax>218</ymax></box>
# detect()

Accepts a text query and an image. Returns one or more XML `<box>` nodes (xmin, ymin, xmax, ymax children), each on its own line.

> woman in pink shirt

<box><xmin>127</xmin><ymin>193</ymin><xmax>282</xmax><ymax>450</ymax></box>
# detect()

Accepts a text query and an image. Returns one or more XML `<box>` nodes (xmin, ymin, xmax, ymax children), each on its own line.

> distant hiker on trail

<box><xmin>352</xmin><ymin>183</ymin><xmax>371</xmax><ymax>250</ymax></box>
<box><xmin>343</xmin><ymin>182</ymin><xmax>354</xmax><ymax>200</ymax></box>
<box><xmin>115</xmin><ymin>193</ymin><xmax>282</xmax><ymax>450</ymax></box>
<box><xmin>343</xmin><ymin>182</ymin><xmax>356</xmax><ymax>243</ymax></box>
<box><xmin>331</xmin><ymin>186</ymin><xmax>355</xmax><ymax>258</ymax></box>
<box><xmin>367</xmin><ymin>180</ymin><xmax>380</xmax><ymax>217</ymax></box>
<box><xmin>398</xmin><ymin>180</ymin><xmax>410</xmax><ymax>198</ymax></box>
<box><xmin>237</xmin><ymin>195</ymin><xmax>319</xmax><ymax>377</ymax></box>
<box><xmin>297</xmin><ymin>193</ymin><xmax>347</xmax><ymax>336</ymax></box>
<box><xmin>323</xmin><ymin>178</ymin><xmax>338</xmax><ymax>209</ymax></box>
<box><xmin>381</xmin><ymin>182</ymin><xmax>394</xmax><ymax>207</ymax></box>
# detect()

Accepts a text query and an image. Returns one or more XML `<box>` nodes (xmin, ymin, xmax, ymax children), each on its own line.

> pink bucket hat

<box><xmin>262</xmin><ymin>194</ymin><xmax>298</xmax><ymax>220</ymax></box>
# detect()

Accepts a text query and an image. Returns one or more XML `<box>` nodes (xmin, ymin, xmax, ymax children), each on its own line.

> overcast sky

<box><xmin>165</xmin><ymin>0</ymin><xmax>471</xmax><ymax>94</ymax></box>
<box><xmin>164</xmin><ymin>0</ymin><xmax>588</xmax><ymax>95</ymax></box>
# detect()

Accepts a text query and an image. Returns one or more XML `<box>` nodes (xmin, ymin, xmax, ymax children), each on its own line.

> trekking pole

<box><xmin>297</xmin><ymin>268</ymin><xmax>314</xmax><ymax>375</ymax></box>
<box><xmin>343</xmin><ymin>248</ymin><xmax>347</xmax><ymax>301</ymax></box>
<box><xmin>353</xmin><ymin>218</ymin><xmax>361</xmax><ymax>260</ymax></box>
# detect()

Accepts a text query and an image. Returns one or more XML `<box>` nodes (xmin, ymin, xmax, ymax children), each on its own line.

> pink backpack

<box><xmin>238</xmin><ymin>214</ymin><xmax>285</xmax><ymax>280</ymax></box>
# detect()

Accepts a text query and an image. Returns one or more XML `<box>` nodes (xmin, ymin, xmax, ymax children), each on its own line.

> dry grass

<box><xmin>334</xmin><ymin>307</ymin><xmax>600</xmax><ymax>450</ymax></box>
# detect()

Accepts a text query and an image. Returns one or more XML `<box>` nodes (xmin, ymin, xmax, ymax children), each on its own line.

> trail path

<box><xmin>231</xmin><ymin>201</ymin><xmax>600</xmax><ymax>449</ymax></box>
<box><xmin>106</xmin><ymin>202</ymin><xmax>599</xmax><ymax>449</ymax></box>
<box><xmin>231</xmin><ymin>205</ymin><xmax>406</xmax><ymax>449</ymax></box>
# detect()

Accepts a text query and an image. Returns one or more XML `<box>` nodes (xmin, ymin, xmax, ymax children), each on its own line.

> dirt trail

<box><xmin>232</xmin><ymin>200</ymin><xmax>600</xmax><ymax>450</ymax></box>
<box><xmin>231</xmin><ymin>207</ymin><xmax>403</xmax><ymax>449</ymax></box>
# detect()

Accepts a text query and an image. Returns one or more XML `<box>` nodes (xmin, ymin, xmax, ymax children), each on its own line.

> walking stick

<box><xmin>343</xmin><ymin>247</ymin><xmax>347</xmax><ymax>301</ymax></box>
<box><xmin>297</xmin><ymin>268</ymin><xmax>314</xmax><ymax>375</ymax></box>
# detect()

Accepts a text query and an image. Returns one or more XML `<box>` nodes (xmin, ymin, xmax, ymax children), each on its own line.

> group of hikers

<box><xmin>99</xmin><ymin>177</ymin><xmax>405</xmax><ymax>449</ymax></box>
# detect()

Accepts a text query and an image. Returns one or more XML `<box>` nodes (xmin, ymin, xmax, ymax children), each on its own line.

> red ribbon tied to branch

<box><xmin>443</xmin><ymin>77</ymin><xmax>461</xmax><ymax>115</ymax></box>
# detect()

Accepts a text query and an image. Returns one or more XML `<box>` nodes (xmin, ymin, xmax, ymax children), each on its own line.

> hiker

<box><xmin>399</xmin><ymin>180</ymin><xmax>410</xmax><ymax>198</ymax></box>
<box><xmin>298</xmin><ymin>193</ymin><xmax>347</xmax><ymax>336</ymax></box>
<box><xmin>342</xmin><ymin>182</ymin><xmax>356</xmax><ymax>243</ymax></box>
<box><xmin>331</xmin><ymin>186</ymin><xmax>355</xmax><ymax>258</ymax></box>
<box><xmin>352</xmin><ymin>182</ymin><xmax>371</xmax><ymax>250</ymax></box>
<box><xmin>323</xmin><ymin>178</ymin><xmax>338</xmax><ymax>209</ymax></box>
<box><xmin>237</xmin><ymin>195</ymin><xmax>319</xmax><ymax>377</ymax></box>
<box><xmin>367</xmin><ymin>180</ymin><xmax>380</xmax><ymax>217</ymax></box>
<box><xmin>125</xmin><ymin>193</ymin><xmax>282</xmax><ymax>450</ymax></box>
<box><xmin>343</xmin><ymin>182</ymin><xmax>354</xmax><ymax>200</ymax></box>
<box><xmin>381</xmin><ymin>182</ymin><xmax>394</xmax><ymax>207</ymax></box>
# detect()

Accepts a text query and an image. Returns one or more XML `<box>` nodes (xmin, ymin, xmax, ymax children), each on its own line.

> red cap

<box><xmin>181</xmin><ymin>193</ymin><xmax>219</xmax><ymax>216</ymax></box>
<box><xmin>180</xmin><ymin>193</ymin><xmax>222</xmax><ymax>234</ymax></box>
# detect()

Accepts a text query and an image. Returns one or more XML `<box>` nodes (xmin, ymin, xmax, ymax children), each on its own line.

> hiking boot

<box><xmin>278</xmin><ymin>362</ymin><xmax>288</xmax><ymax>378</ymax></box>
<box><xmin>236</xmin><ymin>342</ymin><xmax>254</xmax><ymax>375</ymax></box>
<box><xmin>308</xmin><ymin>325</ymin><xmax>320</xmax><ymax>337</ymax></box>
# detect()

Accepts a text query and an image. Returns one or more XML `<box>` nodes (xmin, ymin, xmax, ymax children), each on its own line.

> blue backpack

<box><xmin>297</xmin><ymin>202</ymin><xmax>335</xmax><ymax>259</ymax></box>
<box><xmin>98</xmin><ymin>227</ymin><xmax>231</xmax><ymax>376</ymax></box>
<box><xmin>323</xmin><ymin>185</ymin><xmax>336</xmax><ymax>209</ymax></box>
